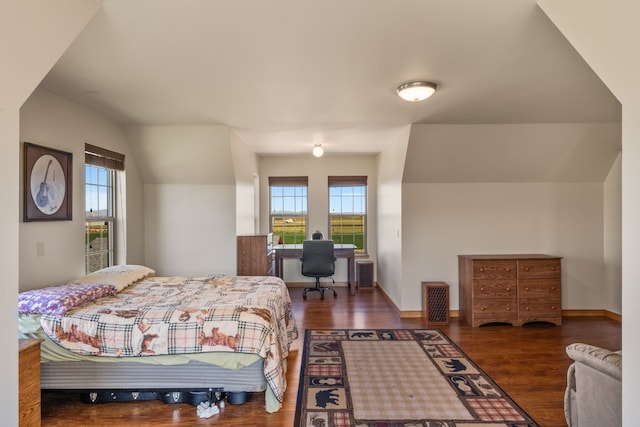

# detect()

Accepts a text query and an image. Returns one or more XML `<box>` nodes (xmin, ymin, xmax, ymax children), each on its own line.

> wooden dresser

<box><xmin>458</xmin><ymin>254</ymin><xmax>562</xmax><ymax>327</ymax></box>
<box><xmin>19</xmin><ymin>338</ymin><xmax>43</xmax><ymax>427</ymax></box>
<box><xmin>237</xmin><ymin>234</ymin><xmax>274</xmax><ymax>276</ymax></box>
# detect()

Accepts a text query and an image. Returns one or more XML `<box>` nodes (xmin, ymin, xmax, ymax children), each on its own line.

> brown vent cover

<box><xmin>422</xmin><ymin>282</ymin><xmax>449</xmax><ymax>324</ymax></box>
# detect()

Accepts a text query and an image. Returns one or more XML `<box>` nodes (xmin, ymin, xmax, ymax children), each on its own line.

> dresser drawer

<box><xmin>473</xmin><ymin>260</ymin><xmax>516</xmax><ymax>280</ymax></box>
<box><xmin>518</xmin><ymin>298</ymin><xmax>561</xmax><ymax>317</ymax></box>
<box><xmin>473</xmin><ymin>280</ymin><xmax>516</xmax><ymax>298</ymax></box>
<box><xmin>518</xmin><ymin>278</ymin><xmax>561</xmax><ymax>298</ymax></box>
<box><xmin>518</xmin><ymin>259</ymin><xmax>561</xmax><ymax>278</ymax></box>
<box><xmin>473</xmin><ymin>298</ymin><xmax>517</xmax><ymax>319</ymax></box>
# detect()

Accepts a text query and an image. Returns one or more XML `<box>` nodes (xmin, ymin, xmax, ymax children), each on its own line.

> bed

<box><xmin>18</xmin><ymin>265</ymin><xmax>298</xmax><ymax>413</ymax></box>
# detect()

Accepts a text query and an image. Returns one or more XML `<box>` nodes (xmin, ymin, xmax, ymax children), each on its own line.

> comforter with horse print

<box><xmin>37</xmin><ymin>275</ymin><xmax>298</xmax><ymax>403</ymax></box>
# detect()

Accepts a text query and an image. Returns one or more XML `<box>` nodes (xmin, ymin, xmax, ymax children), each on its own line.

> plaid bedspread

<box><xmin>39</xmin><ymin>275</ymin><xmax>298</xmax><ymax>402</ymax></box>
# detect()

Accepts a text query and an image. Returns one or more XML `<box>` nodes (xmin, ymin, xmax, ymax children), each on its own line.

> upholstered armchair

<box><xmin>564</xmin><ymin>343</ymin><xmax>621</xmax><ymax>427</ymax></box>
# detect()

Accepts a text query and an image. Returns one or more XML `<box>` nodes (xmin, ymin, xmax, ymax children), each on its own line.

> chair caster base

<box><xmin>302</xmin><ymin>285</ymin><xmax>337</xmax><ymax>300</ymax></box>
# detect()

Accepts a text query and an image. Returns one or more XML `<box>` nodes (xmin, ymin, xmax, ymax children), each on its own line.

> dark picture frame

<box><xmin>24</xmin><ymin>142</ymin><xmax>73</xmax><ymax>222</ymax></box>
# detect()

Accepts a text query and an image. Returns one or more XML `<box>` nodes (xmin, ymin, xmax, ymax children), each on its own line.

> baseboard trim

<box><xmin>375</xmin><ymin>285</ymin><xmax>400</xmax><ymax>313</ymax></box>
<box><xmin>375</xmin><ymin>285</ymin><xmax>460</xmax><ymax>319</ymax></box>
<box><xmin>562</xmin><ymin>309</ymin><xmax>621</xmax><ymax>322</ymax></box>
<box><xmin>397</xmin><ymin>310</ymin><xmax>461</xmax><ymax>319</ymax></box>
<box><xmin>605</xmin><ymin>310</ymin><xmax>622</xmax><ymax>322</ymax></box>
<box><xmin>365</xmin><ymin>286</ymin><xmax>622</xmax><ymax>323</ymax></box>
<box><xmin>399</xmin><ymin>311</ymin><xmax>422</xmax><ymax>318</ymax></box>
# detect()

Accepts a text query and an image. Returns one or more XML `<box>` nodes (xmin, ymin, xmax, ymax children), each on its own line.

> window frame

<box><xmin>84</xmin><ymin>144</ymin><xmax>124</xmax><ymax>273</ymax></box>
<box><xmin>269</xmin><ymin>176</ymin><xmax>309</xmax><ymax>245</ymax></box>
<box><xmin>328</xmin><ymin>176</ymin><xmax>368</xmax><ymax>254</ymax></box>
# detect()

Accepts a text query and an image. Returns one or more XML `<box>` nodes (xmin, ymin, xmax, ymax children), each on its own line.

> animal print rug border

<box><xmin>295</xmin><ymin>329</ymin><xmax>538</xmax><ymax>427</ymax></box>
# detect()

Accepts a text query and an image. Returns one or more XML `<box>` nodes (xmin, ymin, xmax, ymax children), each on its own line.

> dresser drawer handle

<box><xmin>525</xmin><ymin>306</ymin><xmax>529</xmax><ymax>310</ymax></box>
<box><xmin>550</xmin><ymin>267</ymin><xmax>555</xmax><ymax>271</ymax></box>
<box><xmin>525</xmin><ymin>287</ymin><xmax>529</xmax><ymax>291</ymax></box>
<box><xmin>505</xmin><ymin>287</ymin><xmax>511</xmax><ymax>292</ymax></box>
<box><xmin>480</xmin><ymin>287</ymin><xmax>485</xmax><ymax>292</ymax></box>
<box><xmin>479</xmin><ymin>267</ymin><xmax>484</xmax><ymax>272</ymax></box>
<box><xmin>524</xmin><ymin>267</ymin><xmax>529</xmax><ymax>271</ymax></box>
<box><xmin>480</xmin><ymin>307</ymin><xmax>485</xmax><ymax>311</ymax></box>
<box><xmin>505</xmin><ymin>268</ymin><xmax>511</xmax><ymax>272</ymax></box>
<box><xmin>551</xmin><ymin>286</ymin><xmax>556</xmax><ymax>291</ymax></box>
<box><xmin>506</xmin><ymin>307</ymin><xmax>511</xmax><ymax>311</ymax></box>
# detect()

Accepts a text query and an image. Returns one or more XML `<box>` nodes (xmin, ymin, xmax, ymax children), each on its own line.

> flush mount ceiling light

<box><xmin>312</xmin><ymin>144</ymin><xmax>324</xmax><ymax>157</ymax></box>
<box><xmin>396</xmin><ymin>81</ymin><xmax>437</xmax><ymax>102</ymax></box>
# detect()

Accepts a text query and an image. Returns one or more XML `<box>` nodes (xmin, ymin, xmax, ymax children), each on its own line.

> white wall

<box><xmin>19</xmin><ymin>89</ymin><xmax>145</xmax><ymax>290</ymax></box>
<box><xmin>536</xmin><ymin>1</ymin><xmax>640</xmax><ymax>423</ymax></box>
<box><xmin>143</xmin><ymin>184</ymin><xmax>236</xmax><ymax>276</ymax></box>
<box><xmin>3</xmin><ymin>3</ymin><xmax>101</xmax><ymax>426</ymax></box>
<box><xmin>604</xmin><ymin>153</ymin><xmax>622</xmax><ymax>314</ymax></box>
<box><xmin>259</xmin><ymin>154</ymin><xmax>378</xmax><ymax>283</ymax></box>
<box><xmin>402</xmin><ymin>182</ymin><xmax>604</xmax><ymax>312</ymax></box>
<box><xmin>126</xmin><ymin>125</ymin><xmax>234</xmax><ymax>185</ymax></box>
<box><xmin>621</xmin><ymin>100</ymin><xmax>640</xmax><ymax>425</ymax></box>
<box><xmin>126</xmin><ymin>125</ymin><xmax>239</xmax><ymax>276</ymax></box>
<box><xmin>399</xmin><ymin>122</ymin><xmax>620</xmax><ymax>314</ymax></box>
<box><xmin>230</xmin><ymin>131</ymin><xmax>259</xmax><ymax>234</ymax></box>
<box><xmin>0</xmin><ymin>106</ymin><xmax>20</xmax><ymax>426</ymax></box>
<box><xmin>376</xmin><ymin>127</ymin><xmax>410</xmax><ymax>305</ymax></box>
<box><xmin>404</xmin><ymin>123</ymin><xmax>621</xmax><ymax>184</ymax></box>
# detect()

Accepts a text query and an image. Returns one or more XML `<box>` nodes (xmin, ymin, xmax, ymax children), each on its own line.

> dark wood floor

<box><xmin>41</xmin><ymin>286</ymin><xmax>621</xmax><ymax>427</ymax></box>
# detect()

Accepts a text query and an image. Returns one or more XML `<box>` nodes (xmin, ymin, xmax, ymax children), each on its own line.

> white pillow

<box><xmin>74</xmin><ymin>264</ymin><xmax>156</xmax><ymax>292</ymax></box>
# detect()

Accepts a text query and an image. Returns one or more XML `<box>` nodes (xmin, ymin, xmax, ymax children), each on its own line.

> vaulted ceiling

<box><xmin>39</xmin><ymin>0</ymin><xmax>620</xmax><ymax>159</ymax></box>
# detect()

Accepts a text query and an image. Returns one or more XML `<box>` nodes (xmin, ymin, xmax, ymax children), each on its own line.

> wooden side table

<box><xmin>19</xmin><ymin>338</ymin><xmax>43</xmax><ymax>427</ymax></box>
<box><xmin>356</xmin><ymin>260</ymin><xmax>374</xmax><ymax>289</ymax></box>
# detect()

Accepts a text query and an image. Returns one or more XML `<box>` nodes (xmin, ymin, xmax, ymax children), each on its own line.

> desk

<box><xmin>274</xmin><ymin>244</ymin><xmax>357</xmax><ymax>295</ymax></box>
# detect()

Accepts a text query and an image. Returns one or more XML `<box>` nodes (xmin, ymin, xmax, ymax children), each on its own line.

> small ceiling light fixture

<box><xmin>396</xmin><ymin>81</ymin><xmax>437</xmax><ymax>102</ymax></box>
<box><xmin>312</xmin><ymin>144</ymin><xmax>324</xmax><ymax>157</ymax></box>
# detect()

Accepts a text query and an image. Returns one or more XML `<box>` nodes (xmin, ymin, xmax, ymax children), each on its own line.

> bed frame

<box><xmin>41</xmin><ymin>357</ymin><xmax>266</xmax><ymax>406</ymax></box>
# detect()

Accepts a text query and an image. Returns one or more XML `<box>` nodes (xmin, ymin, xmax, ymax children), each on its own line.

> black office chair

<box><xmin>301</xmin><ymin>239</ymin><xmax>337</xmax><ymax>300</ymax></box>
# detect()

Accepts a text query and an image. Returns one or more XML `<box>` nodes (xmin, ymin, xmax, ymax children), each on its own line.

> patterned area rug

<box><xmin>295</xmin><ymin>329</ymin><xmax>538</xmax><ymax>427</ymax></box>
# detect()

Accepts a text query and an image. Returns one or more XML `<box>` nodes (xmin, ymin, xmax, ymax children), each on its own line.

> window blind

<box><xmin>85</xmin><ymin>143</ymin><xmax>125</xmax><ymax>171</ymax></box>
<box><xmin>328</xmin><ymin>176</ymin><xmax>367</xmax><ymax>187</ymax></box>
<box><xmin>268</xmin><ymin>176</ymin><xmax>308</xmax><ymax>186</ymax></box>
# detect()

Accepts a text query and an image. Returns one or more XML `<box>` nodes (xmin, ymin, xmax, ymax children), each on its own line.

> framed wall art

<box><xmin>24</xmin><ymin>142</ymin><xmax>73</xmax><ymax>221</ymax></box>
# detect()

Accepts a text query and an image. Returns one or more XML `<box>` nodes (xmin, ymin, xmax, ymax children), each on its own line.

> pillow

<box><xmin>75</xmin><ymin>264</ymin><xmax>155</xmax><ymax>292</ymax></box>
<box><xmin>18</xmin><ymin>283</ymin><xmax>116</xmax><ymax>315</ymax></box>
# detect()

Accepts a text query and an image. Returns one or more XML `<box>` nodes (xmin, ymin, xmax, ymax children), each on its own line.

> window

<box><xmin>269</xmin><ymin>176</ymin><xmax>308</xmax><ymax>244</ymax></box>
<box><xmin>329</xmin><ymin>176</ymin><xmax>367</xmax><ymax>254</ymax></box>
<box><xmin>85</xmin><ymin>144</ymin><xmax>124</xmax><ymax>273</ymax></box>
